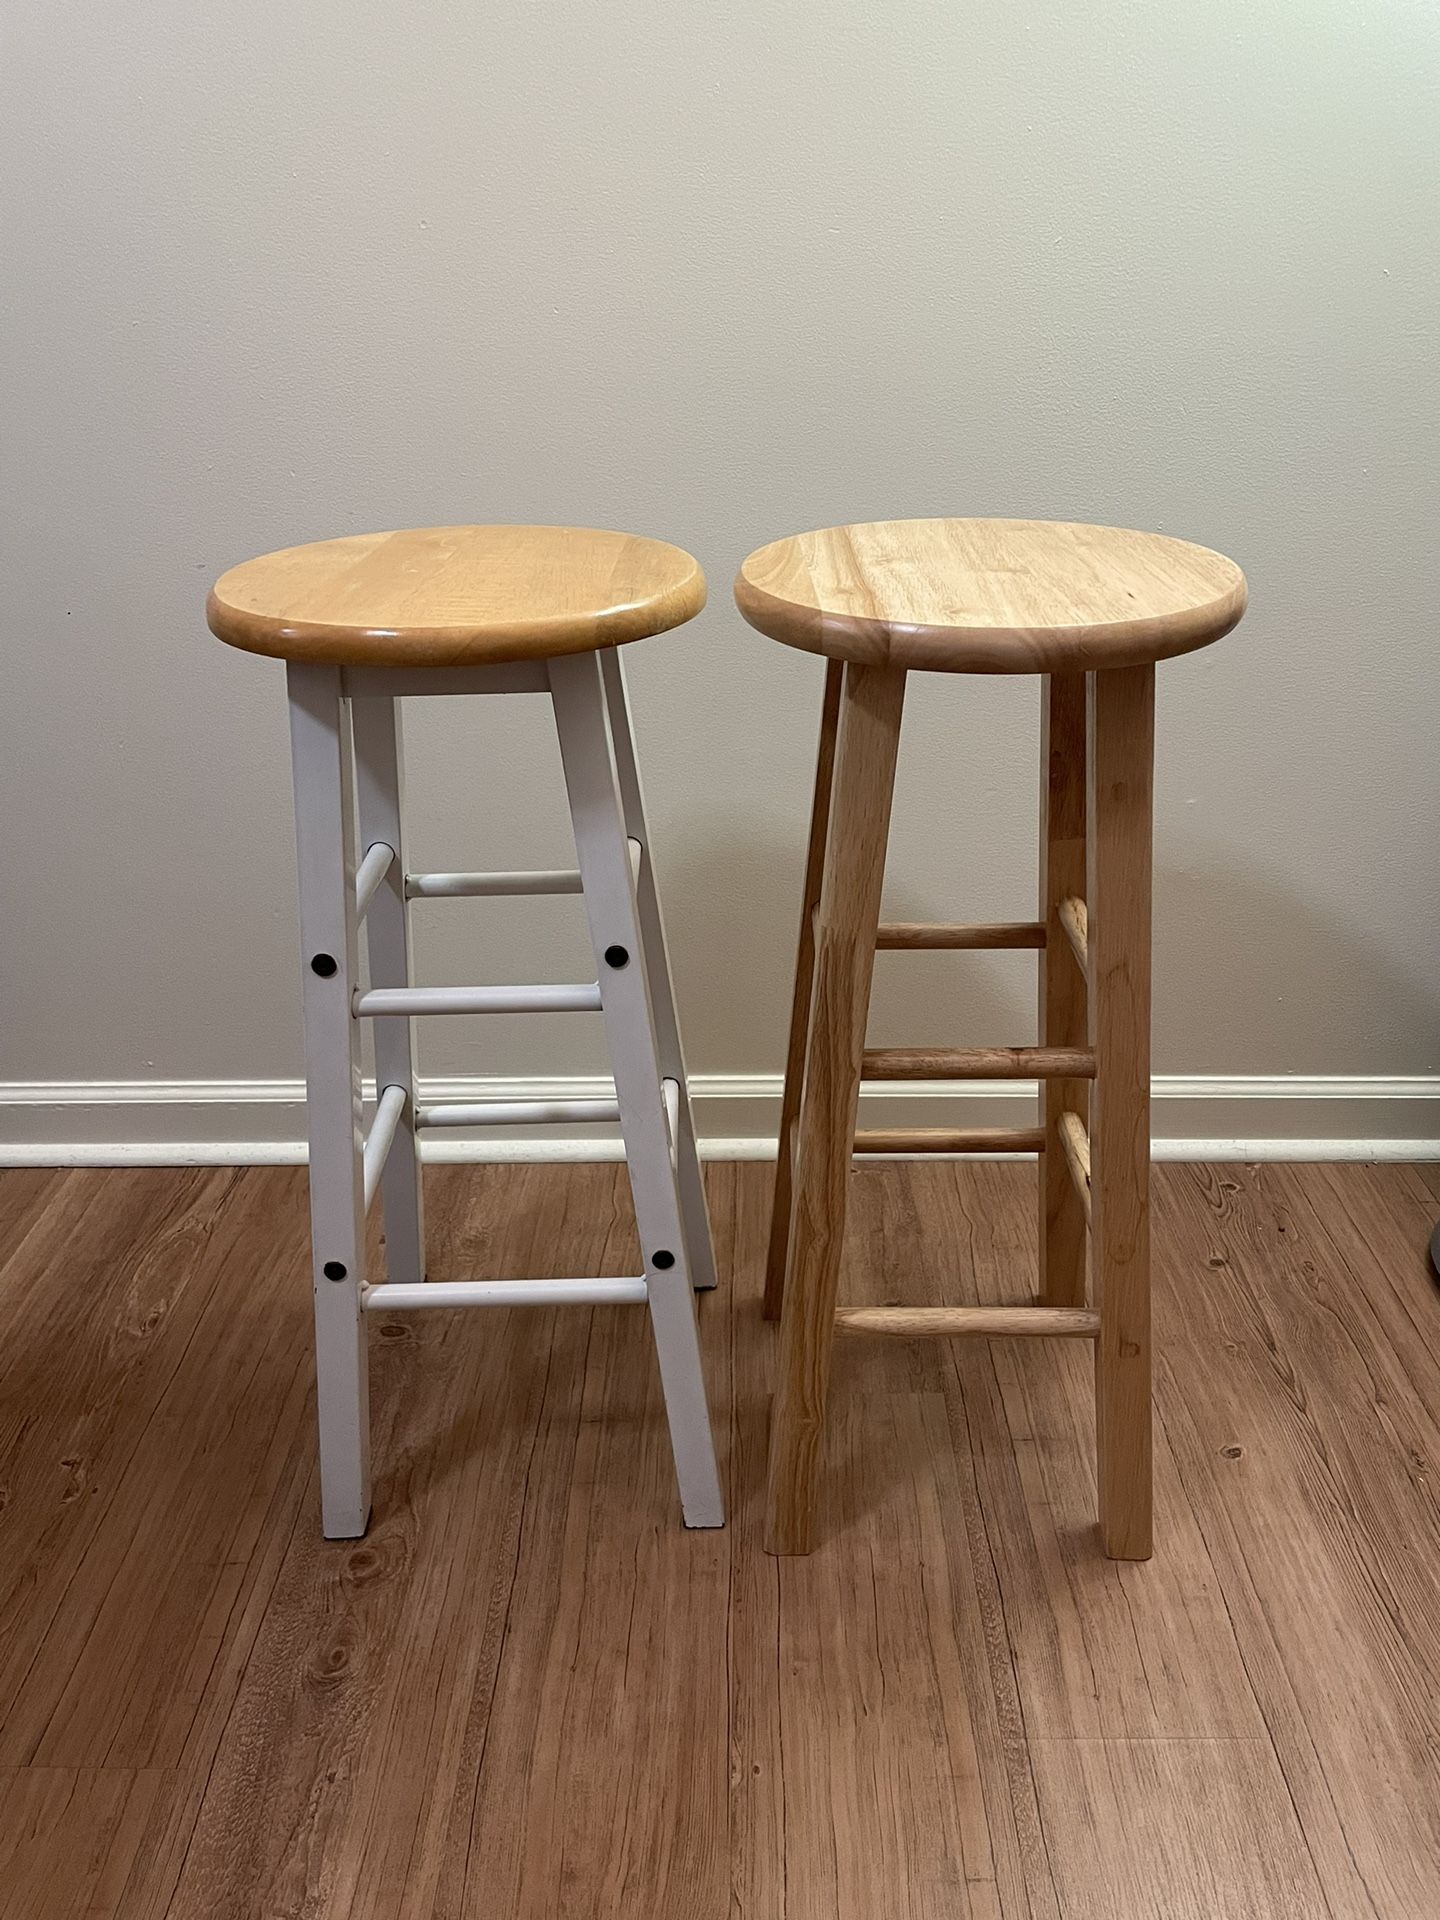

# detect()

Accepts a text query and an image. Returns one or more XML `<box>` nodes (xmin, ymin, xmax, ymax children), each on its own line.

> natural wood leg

<box><xmin>1087</xmin><ymin>664</ymin><xmax>1155</xmax><ymax>1560</ymax></box>
<box><xmin>1038</xmin><ymin>673</ymin><xmax>1089</xmax><ymax>1308</ymax></box>
<box><xmin>763</xmin><ymin>659</ymin><xmax>844</xmax><ymax>1321</ymax></box>
<box><xmin>765</xmin><ymin>662</ymin><xmax>905</xmax><ymax>1554</ymax></box>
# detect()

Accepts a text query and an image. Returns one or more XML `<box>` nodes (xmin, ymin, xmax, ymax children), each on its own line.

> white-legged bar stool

<box><xmin>208</xmin><ymin>524</ymin><xmax>723</xmax><ymax>1537</ymax></box>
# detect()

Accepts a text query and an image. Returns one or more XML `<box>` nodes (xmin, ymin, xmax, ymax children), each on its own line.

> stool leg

<box><xmin>766</xmin><ymin>662</ymin><xmax>905</xmax><ymax>1555</ymax></box>
<box><xmin>549</xmin><ymin>652</ymin><xmax>724</xmax><ymax>1528</ymax></box>
<box><xmin>287</xmin><ymin>663</ymin><xmax>370</xmax><ymax>1539</ymax></box>
<box><xmin>1087</xmin><ymin>663</ymin><xmax>1155</xmax><ymax>1561</ymax></box>
<box><xmin>599</xmin><ymin>648</ymin><xmax>716</xmax><ymax>1293</ymax></box>
<box><xmin>1039</xmin><ymin>672</ymin><xmax>1089</xmax><ymax>1309</ymax></box>
<box><xmin>352</xmin><ymin>695</ymin><xmax>425</xmax><ymax>1289</ymax></box>
<box><xmin>764</xmin><ymin>659</ymin><xmax>844</xmax><ymax>1321</ymax></box>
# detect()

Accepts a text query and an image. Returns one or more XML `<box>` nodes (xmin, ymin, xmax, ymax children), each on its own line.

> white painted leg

<box><xmin>599</xmin><ymin>648</ymin><xmax>717</xmax><ymax>1292</ymax></box>
<box><xmin>550</xmin><ymin>651</ymin><xmax>724</xmax><ymax>1527</ymax></box>
<box><xmin>287</xmin><ymin>662</ymin><xmax>370</xmax><ymax>1538</ymax></box>
<box><xmin>352</xmin><ymin>694</ymin><xmax>425</xmax><ymax>1289</ymax></box>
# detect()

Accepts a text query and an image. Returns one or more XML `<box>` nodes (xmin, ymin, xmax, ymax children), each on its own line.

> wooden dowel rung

<box><xmin>861</xmin><ymin>1046</ymin><xmax>1096</xmax><ymax>1081</ymax></box>
<box><xmin>835</xmin><ymin>1305</ymin><xmax>1101</xmax><ymax>1339</ymax></box>
<box><xmin>1059</xmin><ymin>896</ymin><xmax>1088</xmax><ymax>970</ymax></box>
<box><xmin>876</xmin><ymin>921</ymin><xmax>1046</xmax><ymax>950</ymax></box>
<box><xmin>1057</xmin><ymin>1110</ymin><xmax>1092</xmax><ymax>1226</ymax></box>
<box><xmin>853</xmin><ymin>1126</ymin><xmax>1045</xmax><ymax>1154</ymax></box>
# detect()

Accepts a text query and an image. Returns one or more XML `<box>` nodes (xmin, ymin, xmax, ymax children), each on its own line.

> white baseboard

<box><xmin>0</xmin><ymin>1073</ymin><xmax>1436</xmax><ymax>1166</ymax></box>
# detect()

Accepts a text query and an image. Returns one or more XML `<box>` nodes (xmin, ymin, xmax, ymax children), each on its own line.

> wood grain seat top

<box><xmin>734</xmin><ymin>518</ymin><xmax>1247</xmax><ymax>673</ymax></box>
<box><xmin>207</xmin><ymin>524</ymin><xmax>707</xmax><ymax>666</ymax></box>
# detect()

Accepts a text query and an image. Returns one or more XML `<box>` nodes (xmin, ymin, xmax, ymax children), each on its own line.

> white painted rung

<box><xmin>353</xmin><ymin>982</ymin><xmax>602</xmax><ymax>1017</ymax></box>
<box><xmin>361</xmin><ymin>1276</ymin><xmax>649</xmax><ymax>1311</ymax></box>
<box><xmin>415</xmin><ymin>1097</ymin><xmax>621</xmax><ymax>1129</ymax></box>
<box><xmin>362</xmin><ymin>1084</ymin><xmax>407</xmax><ymax>1212</ymax></box>
<box><xmin>354</xmin><ymin>841</ymin><xmax>395</xmax><ymax>921</ymax></box>
<box><xmin>405</xmin><ymin>869</ymin><xmax>583</xmax><ymax>900</ymax></box>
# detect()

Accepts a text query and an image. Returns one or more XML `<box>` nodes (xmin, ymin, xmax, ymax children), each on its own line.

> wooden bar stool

<box><xmin>208</xmin><ymin>524</ymin><xmax>723</xmax><ymax>1537</ymax></box>
<box><xmin>735</xmin><ymin>518</ymin><xmax>1247</xmax><ymax>1557</ymax></box>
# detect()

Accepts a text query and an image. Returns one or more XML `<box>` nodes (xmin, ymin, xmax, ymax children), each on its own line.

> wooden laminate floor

<box><xmin>1</xmin><ymin>1159</ymin><xmax>1439</xmax><ymax>1918</ymax></box>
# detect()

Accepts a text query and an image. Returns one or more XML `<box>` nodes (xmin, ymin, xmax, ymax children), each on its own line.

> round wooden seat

<box><xmin>734</xmin><ymin>518</ymin><xmax>1246</xmax><ymax>673</ymax></box>
<box><xmin>207</xmin><ymin>524</ymin><xmax>706</xmax><ymax>667</ymax></box>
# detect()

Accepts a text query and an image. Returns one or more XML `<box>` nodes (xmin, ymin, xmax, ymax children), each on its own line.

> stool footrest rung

<box><xmin>416</xmin><ymin>1097</ymin><xmax>621</xmax><ymax>1129</ymax></box>
<box><xmin>354</xmin><ymin>983</ymin><xmax>601</xmax><ymax>1017</ymax></box>
<box><xmin>876</xmin><ymin>920</ymin><xmax>1046</xmax><ymax>950</ymax></box>
<box><xmin>861</xmin><ymin>1045</ymin><xmax>1096</xmax><ymax>1081</ymax></box>
<box><xmin>354</xmin><ymin>842</ymin><xmax>395</xmax><ymax>921</ymax></box>
<box><xmin>835</xmin><ymin>1305</ymin><xmax>1100</xmax><ymax>1339</ymax></box>
<box><xmin>405</xmin><ymin>869</ymin><xmax>583</xmax><ymax>899</ymax></box>
<box><xmin>362</xmin><ymin>1276</ymin><xmax>648</xmax><ymax>1311</ymax></box>
<box><xmin>1057</xmin><ymin>1110</ymin><xmax>1093</xmax><ymax>1225</ymax></box>
<box><xmin>853</xmin><ymin>1125</ymin><xmax>1045</xmax><ymax>1154</ymax></box>
<box><xmin>361</xmin><ymin>1084</ymin><xmax>407</xmax><ymax>1212</ymax></box>
<box><xmin>1059</xmin><ymin>896</ymin><xmax>1088</xmax><ymax>970</ymax></box>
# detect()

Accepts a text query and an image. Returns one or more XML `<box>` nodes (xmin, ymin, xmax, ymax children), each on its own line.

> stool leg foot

<box><xmin>288</xmin><ymin>663</ymin><xmax>371</xmax><ymax>1539</ymax></box>
<box><xmin>1088</xmin><ymin>664</ymin><xmax>1155</xmax><ymax>1561</ymax></box>
<box><xmin>1039</xmin><ymin>673</ymin><xmax>1089</xmax><ymax>1309</ymax></box>
<box><xmin>550</xmin><ymin>653</ymin><xmax>724</xmax><ymax>1528</ymax></box>
<box><xmin>766</xmin><ymin>663</ymin><xmax>905</xmax><ymax>1555</ymax></box>
<box><xmin>599</xmin><ymin>650</ymin><xmax>717</xmax><ymax>1294</ymax></box>
<box><xmin>352</xmin><ymin>694</ymin><xmax>425</xmax><ymax>1290</ymax></box>
<box><xmin>765</xmin><ymin>660</ymin><xmax>844</xmax><ymax>1322</ymax></box>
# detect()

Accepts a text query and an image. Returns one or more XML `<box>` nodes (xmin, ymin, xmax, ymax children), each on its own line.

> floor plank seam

<box><xmin>1152</xmin><ymin>1381</ymin><xmax>1376</xmax><ymax>1920</ymax></box>
<box><xmin>458</xmin><ymin>1316</ymin><xmax>571</xmax><ymax>1908</ymax></box>
<box><xmin>1285</xmin><ymin>1168</ymin><xmax>1440</xmax><ymax>1439</ymax></box>
<box><xmin>162</xmin><ymin>1456</ymin><xmax>320</xmax><ymax>1913</ymax></box>
<box><xmin>949</xmin><ymin>1337</ymin><xmax>1065</xmax><ymax>1919</ymax></box>
<box><xmin>2</xmin><ymin>1172</ymin><xmax>251</xmax><ymax>1767</ymax></box>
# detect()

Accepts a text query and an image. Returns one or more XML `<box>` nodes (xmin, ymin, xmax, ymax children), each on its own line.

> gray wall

<box><xmin>3</xmin><ymin>0</ymin><xmax>1437</xmax><ymax>1146</ymax></box>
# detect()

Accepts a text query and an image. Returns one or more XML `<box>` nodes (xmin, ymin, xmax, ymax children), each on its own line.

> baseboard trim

<box><xmin>1</xmin><ymin>1073</ymin><xmax>1436</xmax><ymax>1166</ymax></box>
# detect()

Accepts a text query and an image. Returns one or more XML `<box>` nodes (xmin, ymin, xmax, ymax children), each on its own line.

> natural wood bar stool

<box><xmin>209</xmin><ymin>524</ymin><xmax>723</xmax><ymax>1536</ymax></box>
<box><xmin>735</xmin><ymin>518</ymin><xmax>1247</xmax><ymax>1557</ymax></box>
